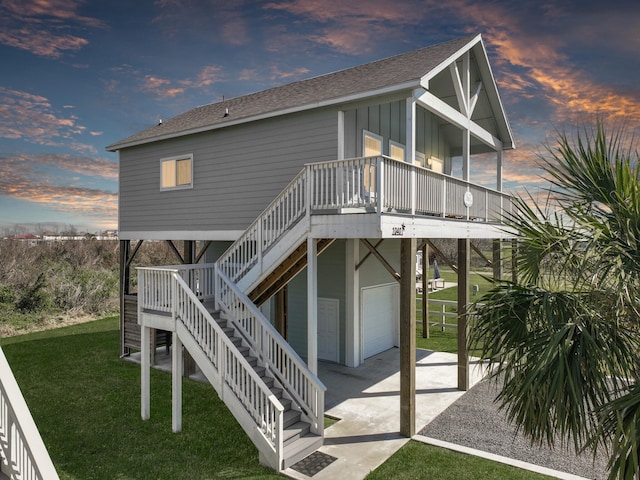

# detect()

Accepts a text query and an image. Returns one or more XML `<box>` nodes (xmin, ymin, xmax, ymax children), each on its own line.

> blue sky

<box><xmin>1</xmin><ymin>0</ymin><xmax>639</xmax><ymax>234</ymax></box>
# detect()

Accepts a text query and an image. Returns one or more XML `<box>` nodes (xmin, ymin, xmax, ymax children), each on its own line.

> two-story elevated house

<box><xmin>107</xmin><ymin>33</ymin><xmax>515</xmax><ymax>472</ymax></box>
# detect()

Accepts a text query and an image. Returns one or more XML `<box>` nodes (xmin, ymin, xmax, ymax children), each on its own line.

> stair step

<box><xmin>245</xmin><ymin>356</ymin><xmax>258</xmax><ymax>367</ymax></box>
<box><xmin>283</xmin><ymin>408</ymin><xmax>301</xmax><ymax>428</ymax></box>
<box><xmin>236</xmin><ymin>346</ymin><xmax>250</xmax><ymax>356</ymax></box>
<box><xmin>279</xmin><ymin>397</ymin><xmax>292</xmax><ymax>410</ymax></box>
<box><xmin>282</xmin><ymin>433</ymin><xmax>323</xmax><ymax>469</ymax></box>
<box><xmin>283</xmin><ymin>421</ymin><xmax>310</xmax><ymax>445</ymax></box>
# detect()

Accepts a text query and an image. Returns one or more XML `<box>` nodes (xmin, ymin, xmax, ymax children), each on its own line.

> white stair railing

<box><xmin>137</xmin><ymin>267</ymin><xmax>284</xmax><ymax>467</ymax></box>
<box><xmin>0</xmin><ymin>347</ymin><xmax>59</xmax><ymax>480</ymax></box>
<box><xmin>217</xmin><ymin>169</ymin><xmax>307</xmax><ymax>284</ymax></box>
<box><xmin>215</xmin><ymin>268</ymin><xmax>325</xmax><ymax>435</ymax></box>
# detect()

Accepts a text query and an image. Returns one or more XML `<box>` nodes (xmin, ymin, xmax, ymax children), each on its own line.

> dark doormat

<box><xmin>290</xmin><ymin>451</ymin><xmax>338</xmax><ymax>477</ymax></box>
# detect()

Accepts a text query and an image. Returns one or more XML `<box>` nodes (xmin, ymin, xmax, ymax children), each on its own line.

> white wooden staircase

<box><xmin>137</xmin><ymin>156</ymin><xmax>513</xmax><ymax>471</ymax></box>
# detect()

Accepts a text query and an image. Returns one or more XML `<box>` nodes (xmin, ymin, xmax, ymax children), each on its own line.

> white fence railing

<box><xmin>137</xmin><ymin>267</ymin><xmax>284</xmax><ymax>464</ymax></box>
<box><xmin>0</xmin><ymin>347</ymin><xmax>60</xmax><ymax>480</ymax></box>
<box><xmin>215</xmin><ymin>268</ymin><xmax>325</xmax><ymax>435</ymax></box>
<box><xmin>418</xmin><ymin>299</ymin><xmax>485</xmax><ymax>331</ymax></box>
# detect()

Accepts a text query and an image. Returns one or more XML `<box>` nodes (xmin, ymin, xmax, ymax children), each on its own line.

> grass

<box><xmin>1</xmin><ymin>299</ymin><xmax>547</xmax><ymax>479</ymax></box>
<box><xmin>1</xmin><ymin>317</ymin><xmax>280</xmax><ymax>480</ymax></box>
<box><xmin>365</xmin><ymin>441</ymin><xmax>554</xmax><ymax>480</ymax></box>
<box><xmin>415</xmin><ymin>268</ymin><xmax>493</xmax><ymax>353</ymax></box>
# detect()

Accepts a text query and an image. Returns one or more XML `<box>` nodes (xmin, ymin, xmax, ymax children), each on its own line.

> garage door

<box><xmin>362</xmin><ymin>284</ymin><xmax>399</xmax><ymax>359</ymax></box>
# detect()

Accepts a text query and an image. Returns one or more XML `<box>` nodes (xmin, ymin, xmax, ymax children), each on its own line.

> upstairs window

<box><xmin>161</xmin><ymin>154</ymin><xmax>193</xmax><ymax>190</ymax></box>
<box><xmin>389</xmin><ymin>141</ymin><xmax>405</xmax><ymax>162</ymax></box>
<box><xmin>363</xmin><ymin>131</ymin><xmax>383</xmax><ymax>157</ymax></box>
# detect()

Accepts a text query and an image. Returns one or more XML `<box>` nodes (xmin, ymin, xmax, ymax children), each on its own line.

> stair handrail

<box><xmin>138</xmin><ymin>266</ymin><xmax>284</xmax><ymax>461</ymax></box>
<box><xmin>217</xmin><ymin>168</ymin><xmax>308</xmax><ymax>284</ymax></box>
<box><xmin>0</xmin><ymin>347</ymin><xmax>60</xmax><ymax>480</ymax></box>
<box><xmin>215</xmin><ymin>267</ymin><xmax>326</xmax><ymax>435</ymax></box>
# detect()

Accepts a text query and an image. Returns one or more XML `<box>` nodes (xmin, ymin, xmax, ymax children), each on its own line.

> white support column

<box><xmin>462</xmin><ymin>127</ymin><xmax>470</xmax><ymax>182</ymax></box>
<box><xmin>406</xmin><ymin>96</ymin><xmax>417</xmax><ymax>215</ymax></box>
<box><xmin>497</xmin><ymin>149</ymin><xmax>503</xmax><ymax>192</ymax></box>
<box><xmin>462</xmin><ymin>51</ymin><xmax>471</xmax><ymax>184</ymax></box>
<box><xmin>345</xmin><ymin>239</ymin><xmax>360</xmax><ymax>367</ymax></box>
<box><xmin>307</xmin><ymin>236</ymin><xmax>318</xmax><ymax>375</ymax></box>
<box><xmin>406</xmin><ymin>96</ymin><xmax>416</xmax><ymax>164</ymax></box>
<box><xmin>337</xmin><ymin>110</ymin><xmax>345</xmax><ymax>160</ymax></box>
<box><xmin>172</xmin><ymin>333</ymin><xmax>183</xmax><ymax>433</ymax></box>
<box><xmin>141</xmin><ymin>325</ymin><xmax>150</xmax><ymax>421</ymax></box>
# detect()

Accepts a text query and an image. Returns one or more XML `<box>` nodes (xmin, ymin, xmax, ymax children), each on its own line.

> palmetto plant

<box><xmin>470</xmin><ymin>123</ymin><xmax>640</xmax><ymax>480</ymax></box>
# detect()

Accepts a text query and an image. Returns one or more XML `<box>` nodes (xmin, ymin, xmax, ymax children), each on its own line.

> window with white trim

<box><xmin>389</xmin><ymin>141</ymin><xmax>405</xmax><ymax>162</ymax></box>
<box><xmin>428</xmin><ymin>156</ymin><xmax>444</xmax><ymax>173</ymax></box>
<box><xmin>363</xmin><ymin>130</ymin><xmax>383</xmax><ymax>157</ymax></box>
<box><xmin>160</xmin><ymin>154</ymin><xmax>193</xmax><ymax>190</ymax></box>
<box><xmin>363</xmin><ymin>131</ymin><xmax>382</xmax><ymax>193</ymax></box>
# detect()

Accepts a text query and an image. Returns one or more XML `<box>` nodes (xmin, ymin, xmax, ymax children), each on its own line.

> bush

<box><xmin>16</xmin><ymin>273</ymin><xmax>50</xmax><ymax>313</ymax></box>
<box><xmin>0</xmin><ymin>285</ymin><xmax>15</xmax><ymax>304</ymax></box>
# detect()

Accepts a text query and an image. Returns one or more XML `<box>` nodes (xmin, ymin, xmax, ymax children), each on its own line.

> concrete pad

<box><xmin>127</xmin><ymin>346</ymin><xmax>488</xmax><ymax>479</ymax></box>
<box><xmin>283</xmin><ymin>348</ymin><xmax>487</xmax><ymax>480</ymax></box>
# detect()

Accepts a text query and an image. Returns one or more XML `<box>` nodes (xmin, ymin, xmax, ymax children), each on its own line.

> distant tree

<box><xmin>470</xmin><ymin>123</ymin><xmax>640</xmax><ymax>480</ymax></box>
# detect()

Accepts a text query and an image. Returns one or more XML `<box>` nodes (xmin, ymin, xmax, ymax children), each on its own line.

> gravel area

<box><xmin>419</xmin><ymin>379</ymin><xmax>609</xmax><ymax>479</ymax></box>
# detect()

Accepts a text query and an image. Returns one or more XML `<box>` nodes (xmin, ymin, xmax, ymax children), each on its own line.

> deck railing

<box><xmin>0</xmin><ymin>347</ymin><xmax>60</xmax><ymax>480</ymax></box>
<box><xmin>137</xmin><ymin>263</ymin><xmax>216</xmax><ymax>312</ymax></box>
<box><xmin>215</xmin><ymin>268</ymin><xmax>325</xmax><ymax>435</ymax></box>
<box><xmin>218</xmin><ymin>156</ymin><xmax>511</xmax><ymax>294</ymax></box>
<box><xmin>308</xmin><ymin>156</ymin><xmax>511</xmax><ymax>221</ymax></box>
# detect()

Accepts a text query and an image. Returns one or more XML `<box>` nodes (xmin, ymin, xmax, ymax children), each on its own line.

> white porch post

<box><xmin>141</xmin><ymin>325</ymin><xmax>150</xmax><ymax>420</ymax></box>
<box><xmin>345</xmin><ymin>239</ymin><xmax>360</xmax><ymax>367</ymax></box>
<box><xmin>337</xmin><ymin>110</ymin><xmax>345</xmax><ymax>160</ymax></box>
<box><xmin>406</xmin><ymin>96</ymin><xmax>416</xmax><ymax>164</ymax></box>
<box><xmin>307</xmin><ymin>236</ymin><xmax>318</xmax><ymax>375</ymax></box>
<box><xmin>496</xmin><ymin>149</ymin><xmax>503</xmax><ymax>191</ymax></box>
<box><xmin>172</xmin><ymin>333</ymin><xmax>183</xmax><ymax>433</ymax></box>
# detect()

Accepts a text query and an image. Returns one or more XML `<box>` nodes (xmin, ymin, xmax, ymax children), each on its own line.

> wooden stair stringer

<box><xmin>249</xmin><ymin>238</ymin><xmax>335</xmax><ymax>306</ymax></box>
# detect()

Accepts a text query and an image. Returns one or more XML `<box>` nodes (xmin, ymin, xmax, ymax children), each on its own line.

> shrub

<box><xmin>16</xmin><ymin>273</ymin><xmax>50</xmax><ymax>313</ymax></box>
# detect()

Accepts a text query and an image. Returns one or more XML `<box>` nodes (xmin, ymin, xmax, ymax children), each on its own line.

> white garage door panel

<box><xmin>362</xmin><ymin>284</ymin><xmax>399</xmax><ymax>359</ymax></box>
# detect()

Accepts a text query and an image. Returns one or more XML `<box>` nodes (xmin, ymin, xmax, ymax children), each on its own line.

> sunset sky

<box><xmin>1</xmin><ymin>0</ymin><xmax>639</xmax><ymax>234</ymax></box>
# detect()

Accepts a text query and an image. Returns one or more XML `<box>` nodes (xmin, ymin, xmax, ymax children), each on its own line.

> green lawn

<box><xmin>365</xmin><ymin>441</ymin><xmax>553</xmax><ymax>480</ymax></box>
<box><xmin>0</xmin><ymin>317</ymin><xmax>280</xmax><ymax>480</ymax></box>
<box><xmin>416</xmin><ymin>268</ymin><xmax>493</xmax><ymax>353</ymax></box>
<box><xmin>1</xmin><ymin>308</ymin><xmax>549</xmax><ymax>479</ymax></box>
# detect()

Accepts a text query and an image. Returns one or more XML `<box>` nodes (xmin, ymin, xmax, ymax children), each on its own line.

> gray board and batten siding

<box><xmin>118</xmin><ymin>107</ymin><xmax>338</xmax><ymax>239</ymax></box>
<box><xmin>344</xmin><ymin>100</ymin><xmax>451</xmax><ymax>170</ymax></box>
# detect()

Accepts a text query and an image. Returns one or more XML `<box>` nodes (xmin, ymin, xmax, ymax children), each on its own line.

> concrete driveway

<box><xmin>283</xmin><ymin>348</ymin><xmax>487</xmax><ymax>480</ymax></box>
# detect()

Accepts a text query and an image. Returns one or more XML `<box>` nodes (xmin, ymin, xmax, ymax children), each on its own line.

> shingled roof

<box><xmin>107</xmin><ymin>35</ymin><xmax>481</xmax><ymax>151</ymax></box>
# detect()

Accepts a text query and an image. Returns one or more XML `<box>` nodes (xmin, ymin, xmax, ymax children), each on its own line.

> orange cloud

<box><xmin>0</xmin><ymin>154</ymin><xmax>117</xmax><ymax>223</ymax></box>
<box><xmin>263</xmin><ymin>0</ymin><xmax>423</xmax><ymax>54</ymax></box>
<box><xmin>0</xmin><ymin>0</ymin><xmax>106</xmax><ymax>58</ymax></box>
<box><xmin>132</xmin><ymin>66</ymin><xmax>226</xmax><ymax>99</ymax></box>
<box><xmin>0</xmin><ymin>87</ymin><xmax>97</xmax><ymax>154</ymax></box>
<box><xmin>270</xmin><ymin>66</ymin><xmax>311</xmax><ymax>81</ymax></box>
